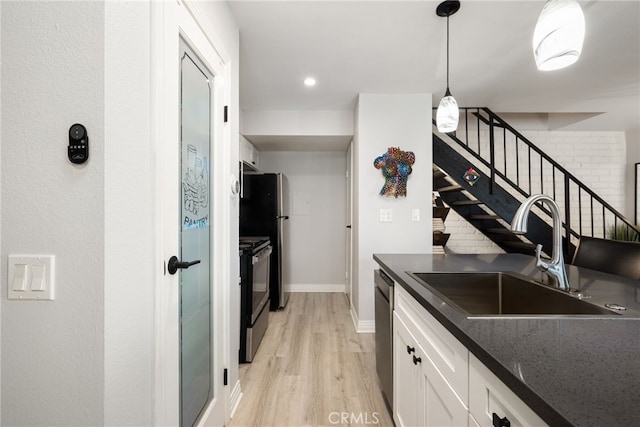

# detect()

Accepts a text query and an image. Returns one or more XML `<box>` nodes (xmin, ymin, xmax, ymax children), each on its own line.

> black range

<box><xmin>239</xmin><ymin>236</ymin><xmax>272</xmax><ymax>363</ymax></box>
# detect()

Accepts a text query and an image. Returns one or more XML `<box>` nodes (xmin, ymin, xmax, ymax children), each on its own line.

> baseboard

<box><xmin>286</xmin><ymin>283</ymin><xmax>346</xmax><ymax>292</ymax></box>
<box><xmin>350</xmin><ymin>304</ymin><xmax>375</xmax><ymax>334</ymax></box>
<box><xmin>357</xmin><ymin>320</ymin><xmax>375</xmax><ymax>333</ymax></box>
<box><xmin>228</xmin><ymin>380</ymin><xmax>243</xmax><ymax>420</ymax></box>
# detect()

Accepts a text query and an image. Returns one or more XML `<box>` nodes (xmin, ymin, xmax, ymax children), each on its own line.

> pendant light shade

<box><xmin>533</xmin><ymin>0</ymin><xmax>585</xmax><ymax>71</ymax></box>
<box><xmin>436</xmin><ymin>88</ymin><xmax>459</xmax><ymax>133</ymax></box>
<box><xmin>436</xmin><ymin>1</ymin><xmax>460</xmax><ymax>134</ymax></box>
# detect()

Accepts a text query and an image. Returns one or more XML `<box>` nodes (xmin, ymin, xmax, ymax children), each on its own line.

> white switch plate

<box><xmin>380</xmin><ymin>208</ymin><xmax>393</xmax><ymax>222</ymax></box>
<box><xmin>8</xmin><ymin>255</ymin><xmax>55</xmax><ymax>300</ymax></box>
<box><xmin>412</xmin><ymin>208</ymin><xmax>420</xmax><ymax>221</ymax></box>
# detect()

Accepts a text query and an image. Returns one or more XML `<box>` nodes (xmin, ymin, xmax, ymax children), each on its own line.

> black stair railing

<box><xmin>433</xmin><ymin>107</ymin><xmax>640</xmax><ymax>254</ymax></box>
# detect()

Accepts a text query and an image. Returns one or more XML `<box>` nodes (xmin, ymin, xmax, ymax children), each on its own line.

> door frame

<box><xmin>152</xmin><ymin>1</ymin><xmax>232</xmax><ymax>425</ymax></box>
<box><xmin>346</xmin><ymin>141</ymin><xmax>354</xmax><ymax>307</ymax></box>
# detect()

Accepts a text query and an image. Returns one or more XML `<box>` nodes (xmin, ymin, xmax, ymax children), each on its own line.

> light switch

<box><xmin>380</xmin><ymin>208</ymin><xmax>393</xmax><ymax>222</ymax></box>
<box><xmin>8</xmin><ymin>255</ymin><xmax>55</xmax><ymax>300</ymax></box>
<box><xmin>30</xmin><ymin>264</ymin><xmax>46</xmax><ymax>291</ymax></box>
<box><xmin>12</xmin><ymin>264</ymin><xmax>27</xmax><ymax>291</ymax></box>
<box><xmin>412</xmin><ymin>209</ymin><xmax>420</xmax><ymax>221</ymax></box>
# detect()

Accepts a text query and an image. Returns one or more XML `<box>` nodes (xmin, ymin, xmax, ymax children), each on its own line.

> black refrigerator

<box><xmin>240</xmin><ymin>173</ymin><xmax>290</xmax><ymax>310</ymax></box>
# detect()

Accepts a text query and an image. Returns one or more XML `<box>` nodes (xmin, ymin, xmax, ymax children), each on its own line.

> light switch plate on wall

<box><xmin>8</xmin><ymin>255</ymin><xmax>55</xmax><ymax>300</ymax></box>
<box><xmin>380</xmin><ymin>208</ymin><xmax>393</xmax><ymax>222</ymax></box>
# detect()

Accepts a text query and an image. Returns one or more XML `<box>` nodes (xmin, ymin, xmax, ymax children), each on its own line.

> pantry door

<box><xmin>155</xmin><ymin>1</ymin><xmax>228</xmax><ymax>425</ymax></box>
<box><xmin>177</xmin><ymin>37</ymin><xmax>217</xmax><ymax>427</ymax></box>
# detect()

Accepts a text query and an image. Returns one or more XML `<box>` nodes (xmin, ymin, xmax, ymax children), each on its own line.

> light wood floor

<box><xmin>228</xmin><ymin>293</ymin><xmax>394</xmax><ymax>427</ymax></box>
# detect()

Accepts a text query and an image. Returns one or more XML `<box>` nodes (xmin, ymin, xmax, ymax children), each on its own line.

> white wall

<box><xmin>241</xmin><ymin>110</ymin><xmax>353</xmax><ymax>137</ymax></box>
<box><xmin>354</xmin><ymin>94</ymin><xmax>432</xmax><ymax>330</ymax></box>
<box><xmin>0</xmin><ymin>1</ymin><xmax>240</xmax><ymax>425</ymax></box>
<box><xmin>104</xmin><ymin>1</ymin><xmax>154</xmax><ymax>424</ymax></box>
<box><xmin>625</xmin><ymin>128</ymin><xmax>639</xmax><ymax>221</ymax></box>
<box><xmin>1</xmin><ymin>2</ymin><xmax>106</xmax><ymax>424</ymax></box>
<box><xmin>259</xmin><ymin>151</ymin><xmax>347</xmax><ymax>291</ymax></box>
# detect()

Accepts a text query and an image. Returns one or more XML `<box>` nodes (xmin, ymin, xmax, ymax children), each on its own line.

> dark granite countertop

<box><xmin>373</xmin><ymin>253</ymin><xmax>640</xmax><ymax>427</ymax></box>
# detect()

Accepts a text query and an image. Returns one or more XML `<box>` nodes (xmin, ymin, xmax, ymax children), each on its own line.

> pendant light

<box><xmin>533</xmin><ymin>0</ymin><xmax>585</xmax><ymax>71</ymax></box>
<box><xmin>436</xmin><ymin>1</ymin><xmax>460</xmax><ymax>134</ymax></box>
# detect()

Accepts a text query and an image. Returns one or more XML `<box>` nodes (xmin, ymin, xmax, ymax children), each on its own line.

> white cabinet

<box><xmin>393</xmin><ymin>286</ymin><xmax>468</xmax><ymax>427</ymax></box>
<box><xmin>240</xmin><ymin>135</ymin><xmax>259</xmax><ymax>171</ymax></box>
<box><xmin>393</xmin><ymin>313</ymin><xmax>422</xmax><ymax>427</ymax></box>
<box><xmin>393</xmin><ymin>284</ymin><xmax>547</xmax><ymax>427</ymax></box>
<box><xmin>394</xmin><ymin>285</ymin><xmax>469</xmax><ymax>401</ymax></box>
<box><xmin>469</xmin><ymin>354</ymin><xmax>547</xmax><ymax>427</ymax></box>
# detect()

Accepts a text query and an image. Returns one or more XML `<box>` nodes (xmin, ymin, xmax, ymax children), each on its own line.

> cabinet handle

<box><xmin>406</xmin><ymin>345</ymin><xmax>415</xmax><ymax>354</ymax></box>
<box><xmin>412</xmin><ymin>355</ymin><xmax>422</xmax><ymax>365</ymax></box>
<box><xmin>492</xmin><ymin>413</ymin><xmax>511</xmax><ymax>427</ymax></box>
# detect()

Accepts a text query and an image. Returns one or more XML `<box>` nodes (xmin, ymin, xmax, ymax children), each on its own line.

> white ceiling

<box><xmin>228</xmin><ymin>0</ymin><xmax>640</xmax><ymax>151</ymax></box>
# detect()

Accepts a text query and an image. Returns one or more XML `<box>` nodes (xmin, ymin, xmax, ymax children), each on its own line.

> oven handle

<box><xmin>252</xmin><ymin>246</ymin><xmax>272</xmax><ymax>265</ymax></box>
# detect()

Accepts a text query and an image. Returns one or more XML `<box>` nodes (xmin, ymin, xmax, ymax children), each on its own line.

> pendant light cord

<box><xmin>446</xmin><ymin>14</ymin><xmax>450</xmax><ymax>89</ymax></box>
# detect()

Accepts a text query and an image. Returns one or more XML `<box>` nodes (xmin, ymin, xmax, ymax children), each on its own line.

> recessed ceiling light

<box><xmin>304</xmin><ymin>77</ymin><xmax>316</xmax><ymax>87</ymax></box>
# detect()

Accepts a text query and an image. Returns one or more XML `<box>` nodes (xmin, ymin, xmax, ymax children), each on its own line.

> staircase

<box><xmin>432</xmin><ymin>178</ymin><xmax>450</xmax><ymax>254</ymax></box>
<box><xmin>432</xmin><ymin>165</ymin><xmax>538</xmax><ymax>254</ymax></box>
<box><xmin>432</xmin><ymin>108</ymin><xmax>640</xmax><ymax>258</ymax></box>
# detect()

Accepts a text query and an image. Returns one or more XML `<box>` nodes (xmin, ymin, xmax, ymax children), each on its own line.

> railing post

<box><xmin>564</xmin><ymin>176</ymin><xmax>571</xmax><ymax>256</ymax></box>
<box><xmin>489</xmin><ymin>112</ymin><xmax>495</xmax><ymax>195</ymax></box>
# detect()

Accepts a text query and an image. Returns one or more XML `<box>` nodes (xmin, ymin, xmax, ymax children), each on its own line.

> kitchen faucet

<box><xmin>511</xmin><ymin>194</ymin><xmax>570</xmax><ymax>291</ymax></box>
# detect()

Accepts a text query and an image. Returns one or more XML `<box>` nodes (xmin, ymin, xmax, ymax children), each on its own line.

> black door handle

<box><xmin>167</xmin><ymin>256</ymin><xmax>201</xmax><ymax>275</ymax></box>
<box><xmin>406</xmin><ymin>345</ymin><xmax>415</xmax><ymax>354</ymax></box>
<box><xmin>492</xmin><ymin>413</ymin><xmax>511</xmax><ymax>427</ymax></box>
<box><xmin>412</xmin><ymin>355</ymin><xmax>422</xmax><ymax>365</ymax></box>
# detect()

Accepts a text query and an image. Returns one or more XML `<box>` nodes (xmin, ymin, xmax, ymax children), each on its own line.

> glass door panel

<box><xmin>180</xmin><ymin>38</ymin><xmax>213</xmax><ymax>427</ymax></box>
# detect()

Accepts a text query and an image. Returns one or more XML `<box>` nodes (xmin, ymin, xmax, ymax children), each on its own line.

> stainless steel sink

<box><xmin>407</xmin><ymin>272</ymin><xmax>625</xmax><ymax>318</ymax></box>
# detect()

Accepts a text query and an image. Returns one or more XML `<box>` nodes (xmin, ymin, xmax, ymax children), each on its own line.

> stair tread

<box><xmin>433</xmin><ymin>206</ymin><xmax>450</xmax><ymax>219</ymax></box>
<box><xmin>469</xmin><ymin>214</ymin><xmax>501</xmax><ymax>220</ymax></box>
<box><xmin>485</xmin><ymin>228</ymin><xmax>514</xmax><ymax>234</ymax></box>
<box><xmin>433</xmin><ymin>232</ymin><xmax>450</xmax><ymax>246</ymax></box>
<box><xmin>436</xmin><ymin>185</ymin><xmax>463</xmax><ymax>193</ymax></box>
<box><xmin>433</xmin><ymin>169</ymin><xmax>446</xmax><ymax>179</ymax></box>
<box><xmin>503</xmin><ymin>241</ymin><xmax>536</xmax><ymax>249</ymax></box>
<box><xmin>450</xmin><ymin>200</ymin><xmax>484</xmax><ymax>206</ymax></box>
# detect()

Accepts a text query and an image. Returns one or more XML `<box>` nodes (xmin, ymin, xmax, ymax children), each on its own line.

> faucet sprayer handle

<box><xmin>535</xmin><ymin>244</ymin><xmax>550</xmax><ymax>272</ymax></box>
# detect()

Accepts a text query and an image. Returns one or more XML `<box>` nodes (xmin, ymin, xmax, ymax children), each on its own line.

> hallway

<box><xmin>229</xmin><ymin>293</ymin><xmax>393</xmax><ymax>427</ymax></box>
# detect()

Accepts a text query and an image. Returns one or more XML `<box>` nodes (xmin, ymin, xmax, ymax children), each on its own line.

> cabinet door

<box><xmin>395</xmin><ymin>284</ymin><xmax>468</xmax><ymax>402</ymax></box>
<box><xmin>250</xmin><ymin>147</ymin><xmax>260</xmax><ymax>169</ymax></box>
<box><xmin>420</xmin><ymin>346</ymin><xmax>468</xmax><ymax>427</ymax></box>
<box><xmin>240</xmin><ymin>136</ymin><xmax>259</xmax><ymax>170</ymax></box>
<box><xmin>393</xmin><ymin>313</ymin><xmax>421</xmax><ymax>427</ymax></box>
<box><xmin>395</xmin><ymin>312</ymin><xmax>468</xmax><ymax>427</ymax></box>
<box><xmin>469</xmin><ymin>354</ymin><xmax>547</xmax><ymax>427</ymax></box>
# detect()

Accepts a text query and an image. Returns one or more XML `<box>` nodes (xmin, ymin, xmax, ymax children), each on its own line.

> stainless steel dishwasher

<box><xmin>375</xmin><ymin>269</ymin><xmax>394</xmax><ymax>411</ymax></box>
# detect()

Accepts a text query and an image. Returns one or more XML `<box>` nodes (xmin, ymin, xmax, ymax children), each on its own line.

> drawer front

<box><xmin>469</xmin><ymin>354</ymin><xmax>547</xmax><ymax>427</ymax></box>
<box><xmin>394</xmin><ymin>285</ymin><xmax>468</xmax><ymax>404</ymax></box>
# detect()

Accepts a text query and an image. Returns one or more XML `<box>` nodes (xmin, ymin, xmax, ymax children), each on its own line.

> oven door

<box><xmin>251</xmin><ymin>245</ymin><xmax>271</xmax><ymax>324</ymax></box>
